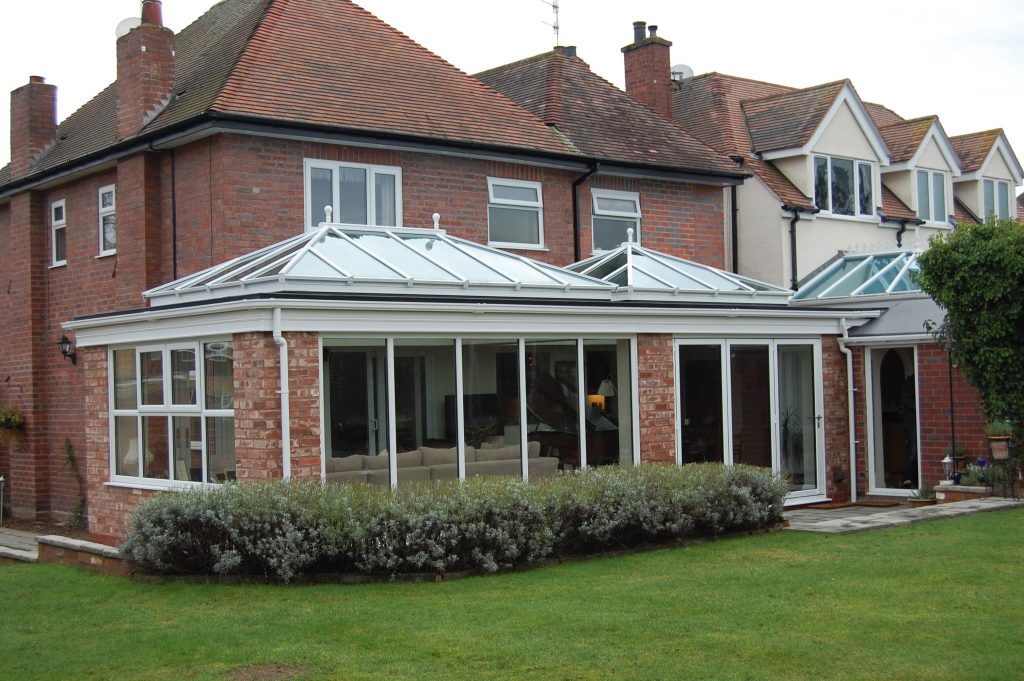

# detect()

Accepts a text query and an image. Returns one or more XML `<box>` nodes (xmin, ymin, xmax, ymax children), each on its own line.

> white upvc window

<box><xmin>983</xmin><ymin>178</ymin><xmax>1011</xmax><ymax>220</ymax></box>
<box><xmin>98</xmin><ymin>184</ymin><xmax>116</xmax><ymax>256</ymax></box>
<box><xmin>109</xmin><ymin>340</ymin><xmax>236</xmax><ymax>487</ymax></box>
<box><xmin>487</xmin><ymin>178</ymin><xmax>544</xmax><ymax>248</ymax></box>
<box><xmin>304</xmin><ymin>159</ymin><xmax>402</xmax><ymax>230</ymax></box>
<box><xmin>916</xmin><ymin>170</ymin><xmax>948</xmax><ymax>225</ymax></box>
<box><xmin>592</xmin><ymin>189</ymin><xmax>641</xmax><ymax>251</ymax></box>
<box><xmin>50</xmin><ymin>199</ymin><xmax>67</xmax><ymax>267</ymax></box>
<box><xmin>813</xmin><ymin>155</ymin><xmax>874</xmax><ymax>218</ymax></box>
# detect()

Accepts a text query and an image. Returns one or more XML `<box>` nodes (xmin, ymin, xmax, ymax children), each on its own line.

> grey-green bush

<box><xmin>120</xmin><ymin>463</ymin><xmax>787</xmax><ymax>582</ymax></box>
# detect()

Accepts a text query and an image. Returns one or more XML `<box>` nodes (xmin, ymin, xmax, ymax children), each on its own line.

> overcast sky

<box><xmin>1</xmin><ymin>0</ymin><xmax>1022</xmax><ymax>195</ymax></box>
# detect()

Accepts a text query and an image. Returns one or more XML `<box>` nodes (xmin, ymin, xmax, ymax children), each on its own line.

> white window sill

<box><xmin>105</xmin><ymin>478</ymin><xmax>216</xmax><ymax>492</ymax></box>
<box><xmin>96</xmin><ymin>251</ymin><xmax>116</xmax><ymax>259</ymax></box>
<box><xmin>489</xmin><ymin>243</ymin><xmax>548</xmax><ymax>252</ymax></box>
<box><xmin>49</xmin><ymin>261</ymin><xmax>67</xmax><ymax>269</ymax></box>
<box><xmin>813</xmin><ymin>212</ymin><xmax>879</xmax><ymax>225</ymax></box>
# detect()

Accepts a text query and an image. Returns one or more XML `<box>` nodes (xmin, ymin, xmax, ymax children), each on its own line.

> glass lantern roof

<box><xmin>792</xmin><ymin>251</ymin><xmax>922</xmax><ymax>301</ymax></box>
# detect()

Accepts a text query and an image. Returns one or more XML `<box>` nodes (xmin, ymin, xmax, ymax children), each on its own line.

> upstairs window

<box><xmin>487</xmin><ymin>178</ymin><xmax>544</xmax><ymax>248</ymax></box>
<box><xmin>814</xmin><ymin>156</ymin><xmax>874</xmax><ymax>217</ymax></box>
<box><xmin>984</xmin><ymin>179</ymin><xmax>1011</xmax><ymax>220</ymax></box>
<box><xmin>98</xmin><ymin>184</ymin><xmax>116</xmax><ymax>255</ymax></box>
<box><xmin>51</xmin><ymin>199</ymin><xmax>67</xmax><ymax>266</ymax></box>
<box><xmin>592</xmin><ymin>189</ymin><xmax>641</xmax><ymax>251</ymax></box>
<box><xmin>305</xmin><ymin>160</ymin><xmax>402</xmax><ymax>230</ymax></box>
<box><xmin>916</xmin><ymin>170</ymin><xmax>947</xmax><ymax>224</ymax></box>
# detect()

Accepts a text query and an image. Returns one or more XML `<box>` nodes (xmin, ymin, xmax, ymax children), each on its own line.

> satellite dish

<box><xmin>671</xmin><ymin>64</ymin><xmax>695</xmax><ymax>83</ymax></box>
<box><xmin>115</xmin><ymin>17</ymin><xmax>142</xmax><ymax>39</ymax></box>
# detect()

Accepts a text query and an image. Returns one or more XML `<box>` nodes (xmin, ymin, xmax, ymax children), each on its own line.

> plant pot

<box><xmin>989</xmin><ymin>436</ymin><xmax>1010</xmax><ymax>460</ymax></box>
<box><xmin>909</xmin><ymin>498</ymin><xmax>938</xmax><ymax>508</ymax></box>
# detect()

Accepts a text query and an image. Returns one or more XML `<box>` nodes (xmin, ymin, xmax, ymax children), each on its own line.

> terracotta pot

<box><xmin>989</xmin><ymin>436</ymin><xmax>1010</xmax><ymax>460</ymax></box>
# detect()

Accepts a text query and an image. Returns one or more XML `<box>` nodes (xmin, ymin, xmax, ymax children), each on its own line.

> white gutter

<box><xmin>272</xmin><ymin>307</ymin><xmax>292</xmax><ymax>480</ymax></box>
<box><xmin>838</xmin><ymin>318</ymin><xmax>857</xmax><ymax>503</ymax></box>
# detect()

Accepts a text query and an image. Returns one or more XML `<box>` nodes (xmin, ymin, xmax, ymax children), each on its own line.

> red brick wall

<box><xmin>8</xmin><ymin>77</ymin><xmax>56</xmax><ymax>180</ymax></box>
<box><xmin>622</xmin><ymin>38</ymin><xmax>673</xmax><ymax>119</ymax></box>
<box><xmin>233</xmin><ymin>332</ymin><xmax>284</xmax><ymax>481</ymax></box>
<box><xmin>637</xmin><ymin>334</ymin><xmax>676</xmax><ymax>464</ymax></box>
<box><xmin>116</xmin><ymin>24</ymin><xmax>175</xmax><ymax>140</ymax></box>
<box><xmin>821</xmin><ymin>337</ymin><xmax>851</xmax><ymax>502</ymax></box>
<box><xmin>286</xmin><ymin>333</ymin><xmax>322</xmax><ymax>481</ymax></box>
<box><xmin>852</xmin><ymin>347</ymin><xmax>869</xmax><ymax>497</ymax></box>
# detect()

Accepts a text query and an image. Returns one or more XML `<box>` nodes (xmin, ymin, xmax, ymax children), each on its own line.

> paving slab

<box><xmin>0</xmin><ymin>527</ymin><xmax>40</xmax><ymax>562</ymax></box>
<box><xmin>785</xmin><ymin>497</ymin><xmax>1022</xmax><ymax>534</ymax></box>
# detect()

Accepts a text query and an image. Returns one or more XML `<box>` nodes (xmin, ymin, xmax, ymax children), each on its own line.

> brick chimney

<box><xmin>9</xmin><ymin>76</ymin><xmax>57</xmax><ymax>180</ymax></box>
<box><xmin>622</xmin><ymin>20</ymin><xmax>673</xmax><ymax>119</ymax></box>
<box><xmin>117</xmin><ymin>0</ymin><xmax>175</xmax><ymax>140</ymax></box>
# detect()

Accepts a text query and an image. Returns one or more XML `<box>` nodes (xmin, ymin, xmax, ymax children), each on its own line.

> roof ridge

<box><xmin>881</xmin><ymin>115</ymin><xmax>937</xmax><ymax>129</ymax></box>
<box><xmin>691</xmin><ymin>71</ymin><xmax>795</xmax><ymax>91</ymax></box>
<box><xmin>743</xmin><ymin>77</ymin><xmax>849</xmax><ymax>106</ymax></box>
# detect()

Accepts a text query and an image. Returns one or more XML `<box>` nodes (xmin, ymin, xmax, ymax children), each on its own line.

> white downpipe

<box><xmin>838</xmin><ymin>318</ymin><xmax>856</xmax><ymax>503</ymax></box>
<box><xmin>272</xmin><ymin>307</ymin><xmax>292</xmax><ymax>480</ymax></box>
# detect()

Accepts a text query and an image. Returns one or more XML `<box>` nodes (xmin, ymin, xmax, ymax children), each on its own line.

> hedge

<box><xmin>120</xmin><ymin>463</ymin><xmax>788</xmax><ymax>582</ymax></box>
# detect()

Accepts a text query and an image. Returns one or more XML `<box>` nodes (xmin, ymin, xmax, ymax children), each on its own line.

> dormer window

<box><xmin>916</xmin><ymin>170</ymin><xmax>947</xmax><ymax>225</ymax></box>
<box><xmin>813</xmin><ymin>156</ymin><xmax>874</xmax><ymax>217</ymax></box>
<box><xmin>304</xmin><ymin>160</ymin><xmax>402</xmax><ymax>230</ymax></box>
<box><xmin>983</xmin><ymin>179</ymin><xmax>1011</xmax><ymax>220</ymax></box>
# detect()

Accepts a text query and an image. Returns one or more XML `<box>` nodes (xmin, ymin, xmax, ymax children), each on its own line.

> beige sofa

<box><xmin>325</xmin><ymin>441</ymin><xmax>558</xmax><ymax>485</ymax></box>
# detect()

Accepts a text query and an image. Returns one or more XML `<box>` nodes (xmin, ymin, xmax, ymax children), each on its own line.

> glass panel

<box><xmin>171</xmin><ymin>348</ymin><xmax>197</xmax><ymax>406</ymax></box>
<box><xmin>374</xmin><ymin>172</ymin><xmax>397</xmax><ymax>226</ymax></box>
<box><xmin>101</xmin><ymin>214</ymin><xmax>117</xmax><ymax>251</ymax></box>
<box><xmin>932</xmin><ymin>173</ymin><xmax>946</xmax><ymax>223</ymax></box>
<box><xmin>489</xmin><ymin>206</ymin><xmax>540</xmax><ymax>245</ymax></box>
<box><xmin>206</xmin><ymin>417</ymin><xmax>236</xmax><ymax>483</ymax></box>
<box><xmin>113</xmin><ymin>349</ymin><xmax>137</xmax><ymax>410</ymax></box>
<box><xmin>595</xmin><ymin>196</ymin><xmax>638</xmax><ymax>214</ymax></box>
<box><xmin>204</xmin><ymin>342</ymin><xmax>234</xmax><ymax>410</ymax></box>
<box><xmin>52</xmin><ymin>204</ymin><xmax>64</xmax><ymax>222</ymax></box>
<box><xmin>140</xmin><ymin>351</ymin><xmax>164</xmax><ymax>405</ymax></box>
<box><xmin>395</xmin><ymin>339</ymin><xmax>457</xmax><ymax>484</ymax></box>
<box><xmin>323</xmin><ymin>341</ymin><xmax>389</xmax><ymax>486</ymax></box>
<box><xmin>984</xmin><ymin>179</ymin><xmax>995</xmax><ymax>218</ymax></box>
<box><xmin>793</xmin><ymin>256</ymin><xmax>868</xmax><ymax>299</ymax></box>
<box><xmin>858</xmin><ymin>163</ymin><xmax>873</xmax><ymax>215</ymax></box>
<box><xmin>314</xmin><ymin>232</ymin><xmax>400</xmax><ymax>279</ymax></box>
<box><xmin>584</xmin><ymin>339</ymin><xmax>631</xmax><ymax>466</ymax></box>
<box><xmin>778</xmin><ymin>345</ymin><xmax>817</xmax><ymax>492</ymax></box>
<box><xmin>100</xmin><ymin>190</ymin><xmax>114</xmax><ymax>209</ymax></box>
<box><xmin>172</xmin><ymin>416</ymin><xmax>202</xmax><ymax>482</ymax></box>
<box><xmin>678</xmin><ymin>345</ymin><xmax>724</xmax><ymax>464</ymax></box>
<box><xmin>634</xmin><ymin>252</ymin><xmax>738</xmax><ymax>291</ymax></box>
<box><xmin>114</xmin><ymin>415</ymin><xmax>140</xmax><ymax>476</ymax></box>
<box><xmin>338</xmin><ymin>167</ymin><xmax>368</xmax><ymax>225</ymax></box>
<box><xmin>54</xmin><ymin>227</ymin><xmax>66</xmax><ymax>263</ymax></box>
<box><xmin>399</xmin><ymin>235</ymin><xmax>504</xmax><ymax>282</ymax></box>
<box><xmin>593</xmin><ymin>217</ymin><xmax>634</xmax><ymax>251</ymax></box>
<box><xmin>830</xmin><ymin>158</ymin><xmax>855</xmax><ymax>215</ymax></box>
<box><xmin>916</xmin><ymin>170</ymin><xmax>930</xmax><ymax>220</ymax></box>
<box><xmin>526</xmin><ymin>339</ymin><xmax>579</xmax><ymax>473</ymax></box>
<box><xmin>581</xmin><ymin>252</ymin><xmax>627</xmax><ymax>280</ymax></box>
<box><xmin>462</xmin><ymin>339</ymin><xmax>522</xmax><ymax>479</ymax></box>
<box><xmin>493</xmin><ymin>183</ymin><xmax>539</xmax><ymax>203</ymax></box>
<box><xmin>730</xmin><ymin>346</ymin><xmax>771</xmax><ymax>469</ymax></box>
<box><xmin>310</xmin><ymin>166</ymin><xmax>333</xmax><ymax>226</ymax></box>
<box><xmin>997</xmin><ymin>181</ymin><xmax>1010</xmax><ymax>220</ymax></box>
<box><xmin>347</xmin><ymin>232</ymin><xmax>457</xmax><ymax>280</ymax></box>
<box><xmin>871</xmin><ymin>348</ymin><xmax>917</xmax><ymax>490</ymax></box>
<box><xmin>142</xmin><ymin>415</ymin><xmax>170</xmax><ymax>479</ymax></box>
<box><xmin>813</xmin><ymin>157</ymin><xmax>829</xmax><ymax>210</ymax></box>
<box><xmin>288</xmin><ymin>252</ymin><xmax>346</xmax><ymax>278</ymax></box>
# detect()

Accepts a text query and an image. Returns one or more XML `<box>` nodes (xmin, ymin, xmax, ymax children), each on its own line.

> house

<box><xmin>949</xmin><ymin>130</ymin><xmax>1024</xmax><ymax>222</ymax></box>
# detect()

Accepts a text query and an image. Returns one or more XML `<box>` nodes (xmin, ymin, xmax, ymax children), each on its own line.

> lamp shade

<box><xmin>597</xmin><ymin>378</ymin><xmax>616</xmax><ymax>397</ymax></box>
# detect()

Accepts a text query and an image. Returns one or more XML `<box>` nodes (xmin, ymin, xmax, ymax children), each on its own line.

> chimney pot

<box><xmin>141</xmin><ymin>0</ymin><xmax>163</xmax><ymax>27</ymax></box>
<box><xmin>649</xmin><ymin>25</ymin><xmax>658</xmax><ymax>37</ymax></box>
<box><xmin>632</xmin><ymin>21</ymin><xmax>646</xmax><ymax>44</ymax></box>
<box><xmin>29</xmin><ymin>76</ymin><xmax>46</xmax><ymax>84</ymax></box>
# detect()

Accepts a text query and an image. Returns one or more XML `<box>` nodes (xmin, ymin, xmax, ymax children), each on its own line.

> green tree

<box><xmin>917</xmin><ymin>219</ymin><xmax>1024</xmax><ymax>444</ymax></box>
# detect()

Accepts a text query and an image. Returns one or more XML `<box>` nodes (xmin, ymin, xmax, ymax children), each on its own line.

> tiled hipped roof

<box><xmin>475</xmin><ymin>52</ymin><xmax>742</xmax><ymax>176</ymax></box>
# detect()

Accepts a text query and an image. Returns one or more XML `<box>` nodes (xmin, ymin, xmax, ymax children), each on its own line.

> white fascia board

<box><xmin>802</xmin><ymin>84</ymin><xmax>891</xmax><ymax>166</ymax></box>
<box><xmin>843</xmin><ymin>333</ymin><xmax>933</xmax><ymax>347</ymax></box>
<box><xmin>66</xmin><ymin>307</ymin><xmax>274</xmax><ymax>348</ymax></box>
<box><xmin>911</xmin><ymin>123</ymin><xmax>963</xmax><ymax>177</ymax></box>
<box><xmin>759</xmin><ymin>147</ymin><xmax>806</xmax><ymax>162</ymax></box>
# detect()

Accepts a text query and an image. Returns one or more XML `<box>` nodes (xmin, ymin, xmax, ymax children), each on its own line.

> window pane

<box><xmin>113</xmin><ymin>349</ymin><xmax>137</xmax><ymax>410</ymax></box>
<box><xmin>830</xmin><ymin>158</ymin><xmax>855</xmax><ymax>215</ymax></box>
<box><xmin>206</xmin><ymin>417</ymin><xmax>236</xmax><ymax>483</ymax></box>
<box><xmin>338</xmin><ymin>167</ymin><xmax>368</xmax><ymax>224</ymax></box>
<box><xmin>997</xmin><ymin>181</ymin><xmax>1010</xmax><ymax>220</ymax></box>
<box><xmin>984</xmin><ymin>179</ymin><xmax>995</xmax><ymax>218</ymax></box>
<box><xmin>526</xmin><ymin>339</ymin><xmax>578</xmax><ymax>473</ymax></box>
<box><xmin>813</xmin><ymin>157</ymin><xmax>829</xmax><ymax>210</ymax></box>
<box><xmin>462</xmin><ymin>339</ymin><xmax>521</xmax><ymax>479</ymax></box>
<box><xmin>310</xmin><ymin>167</ymin><xmax>333</xmax><ymax>226</ymax></box>
<box><xmin>730</xmin><ymin>345</ymin><xmax>771</xmax><ymax>469</ymax></box>
<box><xmin>100</xmin><ymin>190</ymin><xmax>114</xmax><ymax>209</ymax></box>
<box><xmin>493</xmin><ymin>184</ymin><xmax>539</xmax><ymax>203</ymax></box>
<box><xmin>374</xmin><ymin>173</ymin><xmax>397</xmax><ymax>226</ymax></box>
<box><xmin>933</xmin><ymin>173</ymin><xmax>946</xmax><ymax>224</ymax></box>
<box><xmin>858</xmin><ymin>163</ymin><xmax>873</xmax><ymax>215</ymax></box>
<box><xmin>171</xmin><ymin>349</ymin><xmax>197</xmax><ymax>405</ymax></box>
<box><xmin>323</xmin><ymin>342</ymin><xmax>389</xmax><ymax>486</ymax></box>
<box><xmin>395</xmin><ymin>340</ymin><xmax>457</xmax><ymax>484</ymax></box>
<box><xmin>142</xmin><ymin>415</ymin><xmax>169</xmax><ymax>479</ymax></box>
<box><xmin>593</xmin><ymin>216</ymin><xmax>636</xmax><ymax>251</ymax></box>
<box><xmin>595</xmin><ymin>196</ymin><xmax>638</xmax><ymax>214</ymax></box>
<box><xmin>115</xmin><ymin>415</ymin><xmax>140</xmax><ymax>476</ymax></box>
<box><xmin>489</xmin><ymin>206</ymin><xmax>540</xmax><ymax>244</ymax></box>
<box><xmin>54</xmin><ymin>227</ymin><xmax>66</xmax><ymax>263</ymax></box>
<box><xmin>204</xmin><ymin>342</ymin><xmax>234</xmax><ymax>410</ymax></box>
<box><xmin>584</xmin><ymin>339</ymin><xmax>631</xmax><ymax>467</ymax></box>
<box><xmin>140</xmin><ymin>351</ymin><xmax>163</xmax><ymax>405</ymax></box>
<box><xmin>916</xmin><ymin>170</ymin><xmax>931</xmax><ymax>221</ymax></box>
<box><xmin>101</xmin><ymin>214</ymin><xmax>117</xmax><ymax>251</ymax></box>
<box><xmin>778</xmin><ymin>345</ymin><xmax>818</xmax><ymax>492</ymax></box>
<box><xmin>52</xmin><ymin>204</ymin><xmax>64</xmax><ymax>223</ymax></box>
<box><xmin>678</xmin><ymin>344</ymin><xmax>724</xmax><ymax>464</ymax></box>
<box><xmin>172</xmin><ymin>416</ymin><xmax>202</xmax><ymax>482</ymax></box>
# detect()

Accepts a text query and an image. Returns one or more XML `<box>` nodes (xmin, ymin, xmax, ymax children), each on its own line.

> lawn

<box><xmin>2</xmin><ymin>510</ymin><xmax>1022</xmax><ymax>681</ymax></box>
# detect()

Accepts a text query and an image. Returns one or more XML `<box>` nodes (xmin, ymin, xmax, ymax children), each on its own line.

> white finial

<box><xmin>324</xmin><ymin>205</ymin><xmax>333</xmax><ymax>224</ymax></box>
<box><xmin>626</xmin><ymin>227</ymin><xmax>635</xmax><ymax>243</ymax></box>
<box><xmin>432</xmin><ymin>212</ymin><xmax>441</xmax><ymax>230</ymax></box>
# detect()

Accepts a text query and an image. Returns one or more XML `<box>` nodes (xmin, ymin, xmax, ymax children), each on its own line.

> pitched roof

<box><xmin>740</xmin><ymin>156</ymin><xmax>813</xmax><ymax>209</ymax></box>
<box><xmin>3</xmin><ymin>0</ymin><xmax>582</xmax><ymax>187</ymax></box>
<box><xmin>880</xmin><ymin>117</ymin><xmax>939</xmax><ymax>164</ymax></box>
<box><xmin>949</xmin><ymin>130</ymin><xmax>1002</xmax><ymax>173</ymax></box>
<box><xmin>880</xmin><ymin>185</ymin><xmax>919</xmax><ymax>223</ymax></box>
<box><xmin>954</xmin><ymin>196</ymin><xmax>981</xmax><ymax>225</ymax></box>
<box><xmin>864</xmin><ymin>102</ymin><xmax>905</xmax><ymax>129</ymax></box>
<box><xmin>740</xmin><ymin>80</ymin><xmax>849</xmax><ymax>154</ymax></box>
<box><xmin>475</xmin><ymin>52</ymin><xmax>743</xmax><ymax>177</ymax></box>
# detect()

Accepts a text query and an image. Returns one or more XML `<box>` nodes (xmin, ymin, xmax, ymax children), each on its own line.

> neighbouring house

<box><xmin>949</xmin><ymin>129</ymin><xmax>1024</xmax><ymax>223</ymax></box>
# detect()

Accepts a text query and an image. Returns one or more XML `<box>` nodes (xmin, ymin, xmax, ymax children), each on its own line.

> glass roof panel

<box><xmin>792</xmin><ymin>256</ymin><xmax>869</xmax><ymax>300</ymax></box>
<box><xmin>287</xmin><ymin>251</ymin><xmax>346</xmax><ymax>278</ymax></box>
<box><xmin>452</xmin><ymin>239</ymin><xmax>585</xmax><ymax>286</ymax></box>
<box><xmin>630</xmin><ymin>270</ymin><xmax>669</xmax><ymax>288</ymax></box>
<box><xmin>345</xmin><ymin>231</ymin><xmax>460</xmax><ymax>282</ymax></box>
<box><xmin>890</xmin><ymin>262</ymin><xmax>921</xmax><ymax>293</ymax></box>
<box><xmin>398</xmin><ymin>235</ymin><xmax>503</xmax><ymax>282</ymax></box>
<box><xmin>795</xmin><ymin>252</ymin><xmax>923</xmax><ymax>300</ymax></box>
<box><xmin>311</xmin><ymin>231</ymin><xmax>401</xmax><ymax>279</ymax></box>
<box><xmin>632</xmin><ymin>252</ymin><xmax>722</xmax><ymax>290</ymax></box>
<box><xmin>582</xmin><ymin>252</ymin><xmax>628</xmax><ymax>280</ymax></box>
<box><xmin>822</xmin><ymin>255</ymin><xmax>899</xmax><ymax>298</ymax></box>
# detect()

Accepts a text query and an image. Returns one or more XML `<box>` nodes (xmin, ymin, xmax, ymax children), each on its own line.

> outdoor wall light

<box><xmin>57</xmin><ymin>334</ymin><xmax>77</xmax><ymax>365</ymax></box>
<box><xmin>941</xmin><ymin>454</ymin><xmax>954</xmax><ymax>481</ymax></box>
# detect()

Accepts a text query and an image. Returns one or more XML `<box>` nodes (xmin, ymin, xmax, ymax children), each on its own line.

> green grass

<box><xmin>2</xmin><ymin>510</ymin><xmax>1022</xmax><ymax>680</ymax></box>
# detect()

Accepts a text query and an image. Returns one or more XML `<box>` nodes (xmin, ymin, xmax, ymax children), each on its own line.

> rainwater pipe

<box><xmin>838</xmin><ymin>318</ymin><xmax>857</xmax><ymax>503</ymax></box>
<box><xmin>572</xmin><ymin>163</ymin><xmax>600</xmax><ymax>262</ymax></box>
<box><xmin>272</xmin><ymin>308</ymin><xmax>292</xmax><ymax>480</ymax></box>
<box><xmin>782</xmin><ymin>204</ymin><xmax>820</xmax><ymax>290</ymax></box>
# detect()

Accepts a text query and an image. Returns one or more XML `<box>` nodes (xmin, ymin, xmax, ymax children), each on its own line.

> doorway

<box><xmin>868</xmin><ymin>347</ymin><xmax>918</xmax><ymax>492</ymax></box>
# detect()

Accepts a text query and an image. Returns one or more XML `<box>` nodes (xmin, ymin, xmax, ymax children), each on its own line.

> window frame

<box><xmin>812</xmin><ymin>155</ymin><xmax>876</xmax><ymax>220</ymax></box>
<box><xmin>97</xmin><ymin>184</ymin><xmax>116</xmax><ymax>256</ymax></box>
<box><xmin>303</xmin><ymin>159</ymin><xmax>403</xmax><ymax>231</ymax></box>
<box><xmin>50</xmin><ymin>198</ymin><xmax>67</xmax><ymax>267</ymax></box>
<box><xmin>916</xmin><ymin>169</ymin><xmax>949</xmax><ymax>227</ymax></box>
<box><xmin>591</xmin><ymin>188</ymin><xmax>642</xmax><ymax>252</ymax></box>
<box><xmin>486</xmin><ymin>177</ymin><xmax>545</xmax><ymax>249</ymax></box>
<box><xmin>983</xmin><ymin>178</ymin><xmax>1011</xmax><ymax>220</ymax></box>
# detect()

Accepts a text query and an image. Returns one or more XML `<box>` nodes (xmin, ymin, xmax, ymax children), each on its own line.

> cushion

<box><xmin>326</xmin><ymin>455</ymin><xmax>363</xmax><ymax>473</ymax></box>
<box><xmin>474</xmin><ymin>445</ymin><xmax>520</xmax><ymax>462</ymax></box>
<box><xmin>421</xmin><ymin>447</ymin><xmax>457</xmax><ymax>467</ymax></box>
<box><xmin>362</xmin><ymin>452</ymin><xmax>390</xmax><ymax>471</ymax></box>
<box><xmin>396</xmin><ymin>450</ymin><xmax>422</xmax><ymax>468</ymax></box>
<box><xmin>527</xmin><ymin>440</ymin><xmax>541</xmax><ymax>458</ymax></box>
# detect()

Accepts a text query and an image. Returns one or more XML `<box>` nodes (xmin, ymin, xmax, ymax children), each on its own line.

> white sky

<box><xmin>1</xmin><ymin>0</ymin><xmax>1022</xmax><ymax>196</ymax></box>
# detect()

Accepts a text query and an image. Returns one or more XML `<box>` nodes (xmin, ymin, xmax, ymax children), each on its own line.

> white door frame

<box><xmin>865</xmin><ymin>345</ymin><xmax>920</xmax><ymax>497</ymax></box>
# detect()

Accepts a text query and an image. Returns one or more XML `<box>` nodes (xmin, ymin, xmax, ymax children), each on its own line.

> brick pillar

<box><xmin>233</xmin><ymin>332</ymin><xmax>284</xmax><ymax>480</ymax></box>
<box><xmin>287</xmin><ymin>333</ymin><xmax>323</xmax><ymax>481</ymax></box>
<box><xmin>9</xmin><ymin>76</ymin><xmax>57</xmax><ymax>181</ymax></box>
<box><xmin>117</xmin><ymin>2</ymin><xmax>175</xmax><ymax>140</ymax></box>
<box><xmin>821</xmin><ymin>336</ymin><xmax>851</xmax><ymax>502</ymax></box>
<box><xmin>114</xmin><ymin>153</ymin><xmax>165</xmax><ymax>307</ymax></box>
<box><xmin>637</xmin><ymin>334</ymin><xmax>676</xmax><ymax>463</ymax></box>
<box><xmin>621</xmin><ymin>21</ymin><xmax>673</xmax><ymax>119</ymax></box>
